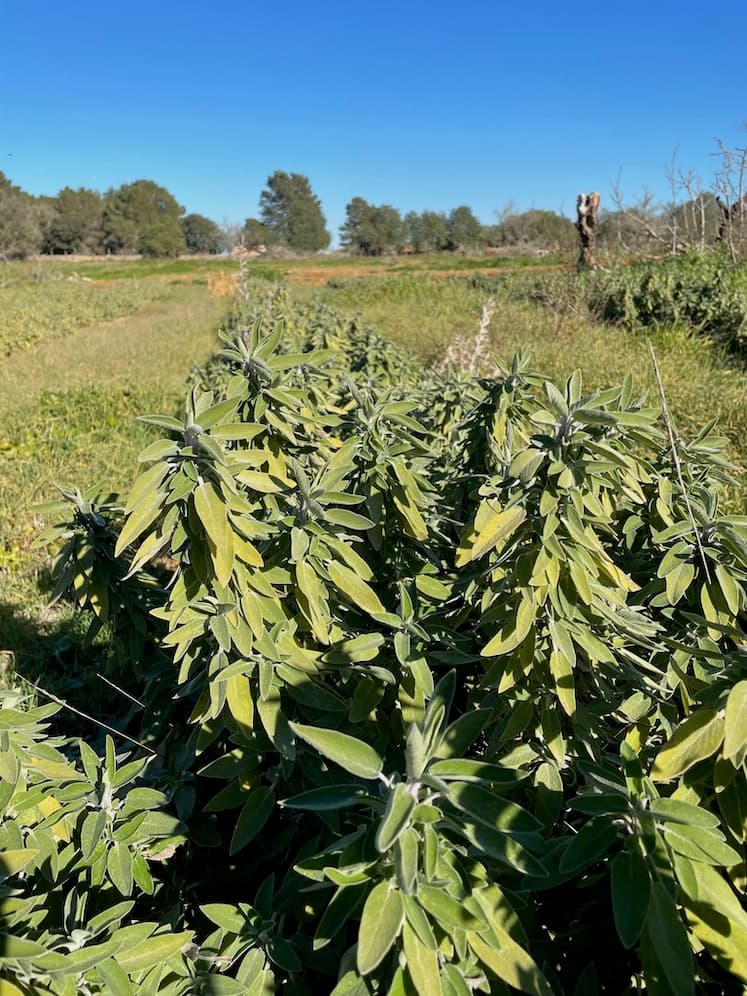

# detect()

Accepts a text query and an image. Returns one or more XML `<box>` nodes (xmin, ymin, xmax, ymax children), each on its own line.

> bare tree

<box><xmin>713</xmin><ymin>136</ymin><xmax>747</xmax><ymax>260</ymax></box>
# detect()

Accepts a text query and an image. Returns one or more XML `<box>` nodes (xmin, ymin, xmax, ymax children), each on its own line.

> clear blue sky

<box><xmin>3</xmin><ymin>0</ymin><xmax>746</xmax><ymax>242</ymax></box>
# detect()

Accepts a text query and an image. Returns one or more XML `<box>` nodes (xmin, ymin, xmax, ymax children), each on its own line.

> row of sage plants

<box><xmin>2</xmin><ymin>283</ymin><xmax>746</xmax><ymax>994</ymax></box>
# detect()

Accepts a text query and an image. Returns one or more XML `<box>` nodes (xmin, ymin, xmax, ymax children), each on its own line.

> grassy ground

<box><xmin>0</xmin><ymin>280</ymin><xmax>227</xmax><ymax>690</ymax></box>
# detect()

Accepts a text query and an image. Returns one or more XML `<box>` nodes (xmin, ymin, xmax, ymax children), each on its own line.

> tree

<box><xmin>446</xmin><ymin>205</ymin><xmax>483</xmax><ymax>250</ymax></box>
<box><xmin>44</xmin><ymin>187</ymin><xmax>103</xmax><ymax>254</ymax></box>
<box><xmin>340</xmin><ymin>198</ymin><xmax>403</xmax><ymax>255</ymax></box>
<box><xmin>0</xmin><ymin>172</ymin><xmax>42</xmax><ymax>259</ymax></box>
<box><xmin>490</xmin><ymin>208</ymin><xmax>575</xmax><ymax>252</ymax></box>
<box><xmin>181</xmin><ymin>213</ymin><xmax>222</xmax><ymax>254</ymax></box>
<box><xmin>102</xmin><ymin>180</ymin><xmax>186</xmax><ymax>257</ymax></box>
<box><xmin>404</xmin><ymin>210</ymin><xmax>448</xmax><ymax>252</ymax></box>
<box><xmin>242</xmin><ymin>217</ymin><xmax>271</xmax><ymax>250</ymax></box>
<box><xmin>259</xmin><ymin>171</ymin><xmax>330</xmax><ymax>252</ymax></box>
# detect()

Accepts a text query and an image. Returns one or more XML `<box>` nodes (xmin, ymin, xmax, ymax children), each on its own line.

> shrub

<box><xmin>5</xmin><ymin>285</ymin><xmax>746</xmax><ymax>994</ymax></box>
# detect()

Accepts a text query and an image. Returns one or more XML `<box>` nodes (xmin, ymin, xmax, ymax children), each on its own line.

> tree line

<box><xmin>0</xmin><ymin>168</ymin><xmax>581</xmax><ymax>260</ymax></box>
<box><xmin>3</xmin><ymin>164</ymin><xmax>741</xmax><ymax>261</ymax></box>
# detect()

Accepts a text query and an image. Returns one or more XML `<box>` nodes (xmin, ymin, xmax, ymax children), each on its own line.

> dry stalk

<box><xmin>438</xmin><ymin>298</ymin><xmax>498</xmax><ymax>376</ymax></box>
<box><xmin>647</xmin><ymin>340</ymin><xmax>711</xmax><ymax>583</ymax></box>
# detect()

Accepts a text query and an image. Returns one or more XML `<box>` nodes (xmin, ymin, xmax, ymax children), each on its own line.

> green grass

<box><xmin>1</xmin><ymin>279</ymin><xmax>228</xmax><ymax>685</ymax></box>
<box><xmin>0</xmin><ymin>276</ymin><xmax>161</xmax><ymax>356</ymax></box>
<box><xmin>1</xmin><ymin>286</ymin><xmax>226</xmax><ymax>547</ymax></box>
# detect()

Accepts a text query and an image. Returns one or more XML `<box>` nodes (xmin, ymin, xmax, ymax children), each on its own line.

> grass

<box><xmin>1</xmin><ymin>277</ymin><xmax>228</xmax><ymax>691</ymax></box>
<box><xmin>0</xmin><ymin>276</ymin><xmax>162</xmax><ymax>356</ymax></box>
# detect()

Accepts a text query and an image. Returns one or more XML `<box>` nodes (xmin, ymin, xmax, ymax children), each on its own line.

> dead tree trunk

<box><xmin>576</xmin><ymin>192</ymin><xmax>603</xmax><ymax>271</ymax></box>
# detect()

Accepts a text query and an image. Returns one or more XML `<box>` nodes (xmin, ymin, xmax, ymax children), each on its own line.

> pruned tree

<box><xmin>576</xmin><ymin>192</ymin><xmax>603</xmax><ymax>270</ymax></box>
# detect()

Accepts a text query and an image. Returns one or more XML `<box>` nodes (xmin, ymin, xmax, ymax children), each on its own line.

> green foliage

<box><xmin>0</xmin><ymin>172</ymin><xmax>43</xmax><ymax>260</ymax></box>
<box><xmin>43</xmin><ymin>188</ymin><xmax>104</xmax><ymax>255</ymax></box>
<box><xmin>404</xmin><ymin>210</ymin><xmax>449</xmax><ymax>252</ymax></box>
<box><xmin>0</xmin><ymin>277</ymin><xmax>156</xmax><ymax>356</ymax></box>
<box><xmin>11</xmin><ymin>283</ymin><xmax>747</xmax><ymax>994</ymax></box>
<box><xmin>181</xmin><ymin>214</ymin><xmax>223</xmax><ymax>255</ymax></box>
<box><xmin>102</xmin><ymin>180</ymin><xmax>186</xmax><ymax>258</ymax></box>
<box><xmin>522</xmin><ymin>253</ymin><xmax>747</xmax><ymax>358</ymax></box>
<box><xmin>243</xmin><ymin>218</ymin><xmax>271</xmax><ymax>250</ymax></box>
<box><xmin>259</xmin><ymin>171</ymin><xmax>330</xmax><ymax>252</ymax></box>
<box><xmin>446</xmin><ymin>206</ymin><xmax>484</xmax><ymax>251</ymax></box>
<box><xmin>487</xmin><ymin>209</ymin><xmax>576</xmax><ymax>254</ymax></box>
<box><xmin>340</xmin><ymin>198</ymin><xmax>404</xmax><ymax>255</ymax></box>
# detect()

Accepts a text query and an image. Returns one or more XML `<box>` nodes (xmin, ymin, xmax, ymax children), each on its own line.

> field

<box><xmin>2</xmin><ymin>250</ymin><xmax>747</xmax><ymax>994</ymax></box>
<box><xmin>2</xmin><ymin>253</ymin><xmax>746</xmax><ymax>656</ymax></box>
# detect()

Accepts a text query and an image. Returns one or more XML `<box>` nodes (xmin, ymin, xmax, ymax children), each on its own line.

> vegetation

<box><xmin>1</xmin><ymin>269</ymin><xmax>746</xmax><ymax>994</ymax></box>
<box><xmin>0</xmin><ymin>274</ymin><xmax>160</xmax><ymax>357</ymax></box>
<box><xmin>101</xmin><ymin>180</ymin><xmax>186</xmax><ymax>258</ymax></box>
<box><xmin>181</xmin><ymin>214</ymin><xmax>224</xmax><ymax>255</ymax></box>
<box><xmin>259</xmin><ymin>171</ymin><xmax>331</xmax><ymax>252</ymax></box>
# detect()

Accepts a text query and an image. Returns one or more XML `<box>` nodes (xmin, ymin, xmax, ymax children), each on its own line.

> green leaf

<box><xmin>436</xmin><ymin>710</ymin><xmax>492</xmax><ymax>759</ymax></box>
<box><xmin>194</xmin><ymin>481</ymin><xmax>235</xmax><ymax>586</ymax></box>
<box><xmin>395</xmin><ymin>828</ymin><xmax>419</xmax><ymax>895</ymax></box>
<box><xmin>402</xmin><ymin>921</ymin><xmax>442</xmax><ymax>996</ymax></box>
<box><xmin>356</xmin><ymin>880</ymin><xmax>404</xmax><ymax>975</ymax></box>
<box><xmin>376</xmin><ymin>782</ymin><xmax>416</xmax><ymax>852</ymax></box>
<box><xmin>290</xmin><ymin>722</ymin><xmax>383</xmax><ymax>780</ymax></box>
<box><xmin>481</xmin><ymin>597</ymin><xmax>535</xmax><ymax>657</ymax></box>
<box><xmin>447</xmin><ymin>782</ymin><xmax>542</xmax><ymax>835</ymax></box>
<box><xmin>665</xmin><ymin>560</ymin><xmax>695</xmax><ymax>604</ymax></box>
<box><xmin>282</xmin><ymin>784</ymin><xmax>372</xmax><ymax>811</ymax></box>
<box><xmin>468</xmin><ymin>506</ymin><xmax>527</xmax><ymax>562</ymax></box>
<box><xmin>611</xmin><ymin>850</ymin><xmax>650</xmax><ymax>948</ymax></box>
<box><xmin>117</xmin><ymin>931</ymin><xmax>194</xmax><ymax>974</ymax></box>
<box><xmin>648</xmin><ymin>798</ymin><xmax>720</xmax><ymax>829</ymax></box>
<box><xmin>467</xmin><ymin>929</ymin><xmax>553</xmax><ymax>996</ymax></box>
<box><xmin>417</xmin><ymin>884</ymin><xmax>485</xmax><ymax>931</ymax></box>
<box><xmin>662</xmin><ymin>824</ymin><xmax>741</xmax><ymax>866</ymax></box>
<box><xmin>230</xmin><ymin>786</ymin><xmax>275</xmax><ymax>855</ymax></box>
<box><xmin>325</xmin><ymin>509</ymin><xmax>375</xmax><ymax>530</ymax></box>
<box><xmin>328</xmin><ymin>561</ymin><xmax>386</xmax><ymax>617</ymax></box>
<box><xmin>107</xmin><ymin>842</ymin><xmax>133</xmax><ymax>896</ymax></box>
<box><xmin>645</xmin><ymin>882</ymin><xmax>694</xmax><ymax>996</ymax></box>
<box><xmin>201</xmin><ymin>904</ymin><xmax>245</xmax><ymax>933</ymax></box>
<box><xmin>652</xmin><ymin>709</ymin><xmax>724</xmax><ymax>781</ymax></box>
<box><xmin>314</xmin><ymin>885</ymin><xmax>366</xmax><ymax>951</ymax></box>
<box><xmin>0</xmin><ymin>934</ymin><xmax>49</xmax><ymax>960</ymax></box>
<box><xmin>559</xmin><ymin>818</ymin><xmax>617</xmax><ymax>874</ymax></box>
<box><xmin>0</xmin><ymin>849</ymin><xmax>39</xmax><ymax>879</ymax></box>
<box><xmin>97</xmin><ymin>958</ymin><xmax>134</xmax><ymax>996</ymax></box>
<box><xmin>675</xmin><ymin>858</ymin><xmax>747</xmax><ymax>983</ymax></box>
<box><xmin>724</xmin><ymin>680</ymin><xmax>747</xmax><ymax>766</ymax></box>
<box><xmin>457</xmin><ymin>822</ymin><xmax>546</xmax><ymax>877</ymax></box>
<box><xmin>81</xmin><ymin>810</ymin><xmax>107</xmax><ymax>860</ymax></box>
<box><xmin>428</xmin><ymin>758</ymin><xmax>526</xmax><ymax>787</ymax></box>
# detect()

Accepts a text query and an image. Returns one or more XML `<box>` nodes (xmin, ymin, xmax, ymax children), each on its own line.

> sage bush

<box><xmin>3</xmin><ymin>284</ymin><xmax>746</xmax><ymax>994</ymax></box>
